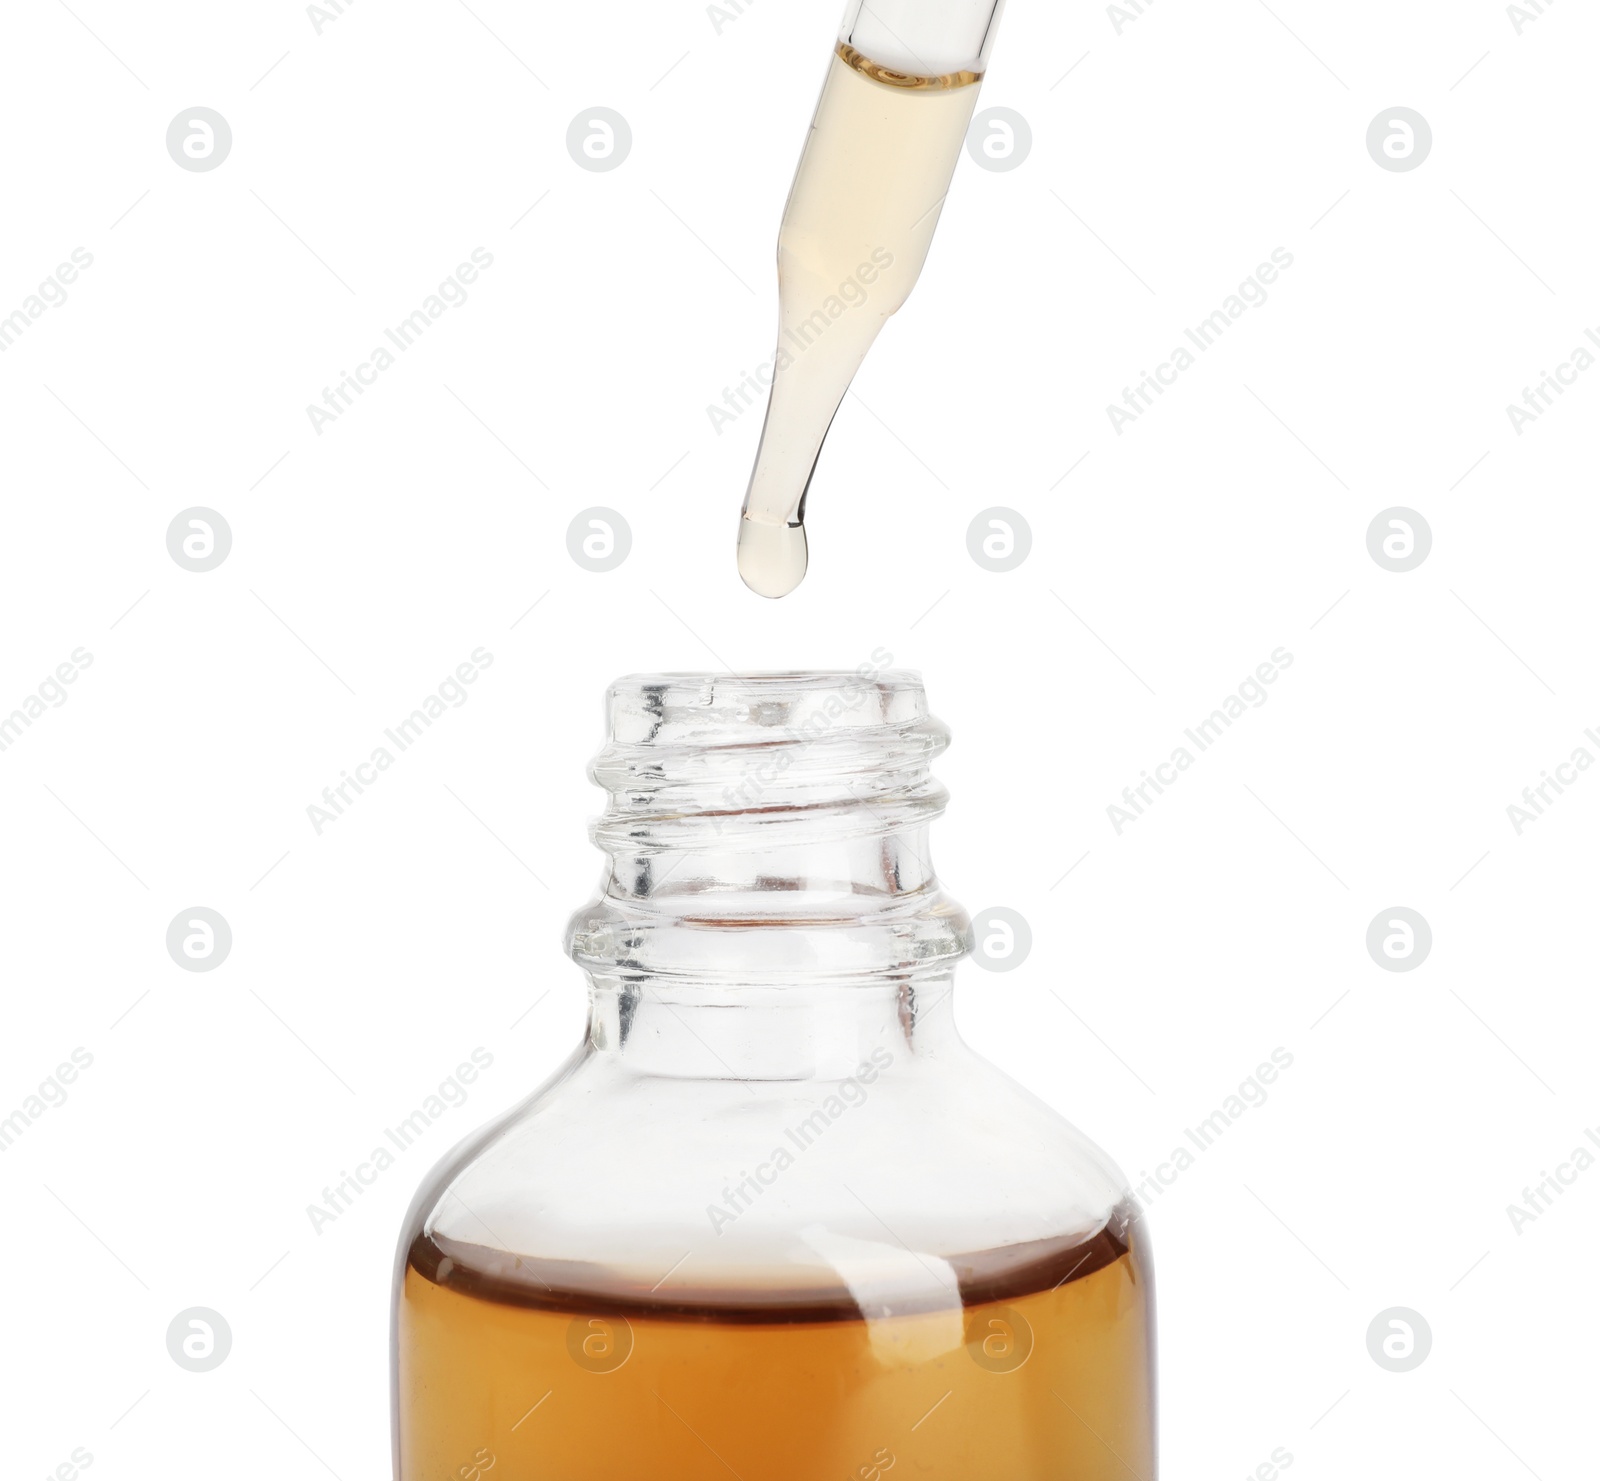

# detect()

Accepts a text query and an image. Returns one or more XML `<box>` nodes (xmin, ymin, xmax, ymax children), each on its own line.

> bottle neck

<box><xmin>564</xmin><ymin>672</ymin><xmax>971</xmax><ymax>988</ymax></box>
<box><xmin>583</xmin><ymin>975</ymin><xmax>959</xmax><ymax>1081</ymax></box>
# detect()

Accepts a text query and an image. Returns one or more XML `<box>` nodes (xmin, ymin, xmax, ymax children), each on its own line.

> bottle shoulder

<box><xmin>403</xmin><ymin>1041</ymin><xmax>1134</xmax><ymax>1313</ymax></box>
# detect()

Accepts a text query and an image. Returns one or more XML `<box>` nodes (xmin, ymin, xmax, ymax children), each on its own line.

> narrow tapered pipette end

<box><xmin>737</xmin><ymin>517</ymin><xmax>808</xmax><ymax>599</ymax></box>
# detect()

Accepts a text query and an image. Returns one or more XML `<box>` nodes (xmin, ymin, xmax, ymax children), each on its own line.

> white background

<box><xmin>3</xmin><ymin>0</ymin><xmax>1597</xmax><ymax>1476</ymax></box>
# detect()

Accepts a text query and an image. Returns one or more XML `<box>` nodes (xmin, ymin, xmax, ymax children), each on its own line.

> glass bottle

<box><xmin>392</xmin><ymin>671</ymin><xmax>1156</xmax><ymax>1479</ymax></box>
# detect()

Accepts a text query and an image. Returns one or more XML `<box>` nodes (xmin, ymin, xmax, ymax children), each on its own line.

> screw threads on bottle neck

<box><xmin>565</xmin><ymin>672</ymin><xmax>971</xmax><ymax>983</ymax></box>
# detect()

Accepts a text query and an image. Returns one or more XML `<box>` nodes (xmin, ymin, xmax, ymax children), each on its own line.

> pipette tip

<box><xmin>736</xmin><ymin>518</ymin><xmax>808</xmax><ymax>599</ymax></box>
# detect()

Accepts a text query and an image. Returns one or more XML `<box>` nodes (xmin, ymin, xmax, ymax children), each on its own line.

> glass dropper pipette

<box><xmin>736</xmin><ymin>0</ymin><xmax>1009</xmax><ymax>598</ymax></box>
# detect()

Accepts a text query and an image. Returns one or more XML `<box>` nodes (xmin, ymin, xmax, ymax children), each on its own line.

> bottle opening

<box><xmin>593</xmin><ymin>669</ymin><xmax>948</xmax><ymax>839</ymax></box>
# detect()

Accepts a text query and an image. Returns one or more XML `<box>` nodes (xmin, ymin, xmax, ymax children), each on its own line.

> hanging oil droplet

<box><xmin>736</xmin><ymin>516</ymin><xmax>809</xmax><ymax>599</ymax></box>
<box><xmin>737</xmin><ymin>42</ymin><xmax>982</xmax><ymax>598</ymax></box>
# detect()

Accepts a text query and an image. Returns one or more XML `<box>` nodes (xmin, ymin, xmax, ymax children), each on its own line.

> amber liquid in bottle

<box><xmin>396</xmin><ymin>1203</ymin><xmax>1155</xmax><ymax>1478</ymax></box>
